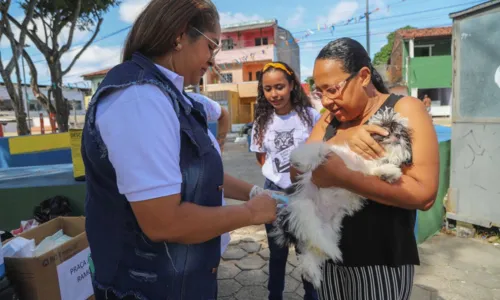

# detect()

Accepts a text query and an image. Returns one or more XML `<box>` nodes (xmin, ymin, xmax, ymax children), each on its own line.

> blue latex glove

<box><xmin>271</xmin><ymin>193</ymin><xmax>289</xmax><ymax>205</ymax></box>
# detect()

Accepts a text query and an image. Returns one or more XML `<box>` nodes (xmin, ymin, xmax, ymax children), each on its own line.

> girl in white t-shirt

<box><xmin>250</xmin><ymin>62</ymin><xmax>321</xmax><ymax>300</ymax></box>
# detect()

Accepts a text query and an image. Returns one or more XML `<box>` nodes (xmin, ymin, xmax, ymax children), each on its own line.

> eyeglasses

<box><xmin>311</xmin><ymin>72</ymin><xmax>358</xmax><ymax>101</ymax></box>
<box><xmin>191</xmin><ymin>27</ymin><xmax>220</xmax><ymax>60</ymax></box>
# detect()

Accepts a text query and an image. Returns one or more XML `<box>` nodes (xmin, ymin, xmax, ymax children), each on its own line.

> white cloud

<box><xmin>11</xmin><ymin>45</ymin><xmax>122</xmax><ymax>85</ymax></box>
<box><xmin>317</xmin><ymin>1</ymin><xmax>359</xmax><ymax>25</ymax></box>
<box><xmin>301</xmin><ymin>65</ymin><xmax>313</xmax><ymax>79</ymax></box>
<box><xmin>219</xmin><ymin>12</ymin><xmax>263</xmax><ymax>26</ymax></box>
<box><xmin>286</xmin><ymin>6</ymin><xmax>305</xmax><ymax>28</ymax></box>
<box><xmin>61</xmin><ymin>45</ymin><xmax>122</xmax><ymax>83</ymax></box>
<box><xmin>119</xmin><ymin>0</ymin><xmax>149</xmax><ymax>23</ymax></box>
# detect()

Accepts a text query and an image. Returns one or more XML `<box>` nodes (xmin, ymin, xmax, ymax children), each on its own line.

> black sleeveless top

<box><xmin>323</xmin><ymin>94</ymin><xmax>420</xmax><ymax>267</ymax></box>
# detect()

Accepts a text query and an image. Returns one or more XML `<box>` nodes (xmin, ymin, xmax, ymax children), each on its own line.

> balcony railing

<box><xmin>215</xmin><ymin>45</ymin><xmax>274</xmax><ymax>65</ymax></box>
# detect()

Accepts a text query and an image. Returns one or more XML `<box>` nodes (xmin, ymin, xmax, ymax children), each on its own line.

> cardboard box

<box><xmin>3</xmin><ymin>217</ymin><xmax>94</xmax><ymax>300</ymax></box>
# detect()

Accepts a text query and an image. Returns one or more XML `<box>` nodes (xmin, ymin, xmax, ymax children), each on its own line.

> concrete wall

<box><xmin>409</xmin><ymin>56</ymin><xmax>452</xmax><ymax>89</ymax></box>
<box><xmin>215</xmin><ymin>45</ymin><xmax>275</xmax><ymax>65</ymax></box>
<box><xmin>276</xmin><ymin>27</ymin><xmax>300</xmax><ymax>79</ymax></box>
<box><xmin>0</xmin><ymin>133</ymin><xmax>72</xmax><ymax>169</ymax></box>
<box><xmin>448</xmin><ymin>4</ymin><xmax>500</xmax><ymax>227</ymax></box>
<box><xmin>242</xmin><ymin>62</ymin><xmax>268</xmax><ymax>81</ymax></box>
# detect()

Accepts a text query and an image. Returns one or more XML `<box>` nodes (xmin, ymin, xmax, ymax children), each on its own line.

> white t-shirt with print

<box><xmin>250</xmin><ymin>107</ymin><xmax>321</xmax><ymax>189</ymax></box>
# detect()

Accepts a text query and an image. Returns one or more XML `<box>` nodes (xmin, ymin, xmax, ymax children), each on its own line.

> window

<box><xmin>255</xmin><ymin>37</ymin><xmax>269</xmax><ymax>46</ymax></box>
<box><xmin>414</xmin><ymin>45</ymin><xmax>433</xmax><ymax>57</ymax></box>
<box><xmin>222</xmin><ymin>38</ymin><xmax>234</xmax><ymax>50</ymax></box>
<box><xmin>248</xmin><ymin>72</ymin><xmax>252</xmax><ymax>81</ymax></box>
<box><xmin>221</xmin><ymin>73</ymin><xmax>233</xmax><ymax>83</ymax></box>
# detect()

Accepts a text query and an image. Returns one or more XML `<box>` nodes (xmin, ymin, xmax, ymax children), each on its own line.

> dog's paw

<box><xmin>371</xmin><ymin>164</ymin><xmax>402</xmax><ymax>183</ymax></box>
<box><xmin>299</xmin><ymin>263</ymin><xmax>323</xmax><ymax>288</ymax></box>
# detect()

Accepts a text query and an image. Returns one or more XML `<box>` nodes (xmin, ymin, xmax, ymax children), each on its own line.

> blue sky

<box><xmin>0</xmin><ymin>0</ymin><xmax>486</xmax><ymax>87</ymax></box>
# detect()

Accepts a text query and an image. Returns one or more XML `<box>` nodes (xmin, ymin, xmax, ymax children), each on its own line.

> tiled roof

<box><xmin>397</xmin><ymin>26</ymin><xmax>452</xmax><ymax>39</ymax></box>
<box><xmin>82</xmin><ymin>68</ymin><xmax>111</xmax><ymax>78</ymax></box>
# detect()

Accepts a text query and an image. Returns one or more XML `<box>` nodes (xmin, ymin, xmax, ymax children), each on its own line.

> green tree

<box><xmin>8</xmin><ymin>0</ymin><xmax>120</xmax><ymax>132</ymax></box>
<box><xmin>373</xmin><ymin>25</ymin><xmax>415</xmax><ymax>66</ymax></box>
<box><xmin>304</xmin><ymin>76</ymin><xmax>315</xmax><ymax>89</ymax></box>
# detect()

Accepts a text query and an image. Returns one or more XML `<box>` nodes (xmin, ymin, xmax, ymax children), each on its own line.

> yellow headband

<box><xmin>262</xmin><ymin>62</ymin><xmax>293</xmax><ymax>76</ymax></box>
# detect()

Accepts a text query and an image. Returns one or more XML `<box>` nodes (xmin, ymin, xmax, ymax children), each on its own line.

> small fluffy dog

<box><xmin>270</xmin><ymin>107</ymin><xmax>413</xmax><ymax>288</ymax></box>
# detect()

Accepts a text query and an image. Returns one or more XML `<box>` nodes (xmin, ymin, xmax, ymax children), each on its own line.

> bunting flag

<box><xmin>210</xmin><ymin>0</ymin><xmax>409</xmax><ymax>69</ymax></box>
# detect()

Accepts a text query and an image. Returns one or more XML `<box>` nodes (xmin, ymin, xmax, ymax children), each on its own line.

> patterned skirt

<box><xmin>318</xmin><ymin>263</ymin><xmax>415</xmax><ymax>300</ymax></box>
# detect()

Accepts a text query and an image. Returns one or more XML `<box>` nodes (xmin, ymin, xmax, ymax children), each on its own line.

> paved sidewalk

<box><xmin>217</xmin><ymin>225</ymin><xmax>500</xmax><ymax>300</ymax></box>
<box><xmin>220</xmin><ymin>142</ymin><xmax>500</xmax><ymax>300</ymax></box>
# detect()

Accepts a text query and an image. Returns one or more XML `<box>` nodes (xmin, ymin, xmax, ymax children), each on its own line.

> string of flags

<box><xmin>210</xmin><ymin>1</ymin><xmax>404</xmax><ymax>71</ymax></box>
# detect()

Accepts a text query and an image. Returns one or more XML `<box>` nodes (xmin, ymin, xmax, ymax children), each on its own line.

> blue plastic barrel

<box><xmin>0</xmin><ymin>236</ymin><xmax>5</xmax><ymax>279</ymax></box>
<box><xmin>208</xmin><ymin>122</ymin><xmax>217</xmax><ymax>137</ymax></box>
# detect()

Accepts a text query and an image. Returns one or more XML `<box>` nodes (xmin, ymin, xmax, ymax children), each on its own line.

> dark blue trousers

<box><xmin>264</xmin><ymin>179</ymin><xmax>319</xmax><ymax>300</ymax></box>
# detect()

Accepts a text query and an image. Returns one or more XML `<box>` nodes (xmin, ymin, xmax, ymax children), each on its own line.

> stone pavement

<box><xmin>220</xmin><ymin>142</ymin><xmax>500</xmax><ymax>300</ymax></box>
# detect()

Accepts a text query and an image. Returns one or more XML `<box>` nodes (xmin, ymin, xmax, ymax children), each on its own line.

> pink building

<box><xmin>203</xmin><ymin>19</ymin><xmax>300</xmax><ymax>86</ymax></box>
<box><xmin>202</xmin><ymin>19</ymin><xmax>300</xmax><ymax>124</ymax></box>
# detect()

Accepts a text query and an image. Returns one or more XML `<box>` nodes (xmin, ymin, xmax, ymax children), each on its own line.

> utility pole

<box><xmin>21</xmin><ymin>45</ymin><xmax>31</xmax><ymax>130</ymax></box>
<box><xmin>366</xmin><ymin>0</ymin><xmax>370</xmax><ymax>56</ymax></box>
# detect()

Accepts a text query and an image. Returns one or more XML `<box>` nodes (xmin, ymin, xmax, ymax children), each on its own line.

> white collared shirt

<box><xmin>96</xmin><ymin>63</ymin><xmax>230</xmax><ymax>254</ymax></box>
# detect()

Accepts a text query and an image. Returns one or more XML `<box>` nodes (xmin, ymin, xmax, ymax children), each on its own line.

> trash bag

<box><xmin>0</xmin><ymin>276</ymin><xmax>20</xmax><ymax>300</ymax></box>
<box><xmin>0</xmin><ymin>231</ymin><xmax>13</xmax><ymax>242</ymax></box>
<box><xmin>33</xmin><ymin>196</ymin><xmax>72</xmax><ymax>224</ymax></box>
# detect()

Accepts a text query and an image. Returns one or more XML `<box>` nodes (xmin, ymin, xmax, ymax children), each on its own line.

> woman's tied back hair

<box><xmin>253</xmin><ymin>61</ymin><xmax>314</xmax><ymax>148</ymax></box>
<box><xmin>316</xmin><ymin>37</ymin><xmax>389</xmax><ymax>94</ymax></box>
<box><xmin>122</xmin><ymin>0</ymin><xmax>219</xmax><ymax>62</ymax></box>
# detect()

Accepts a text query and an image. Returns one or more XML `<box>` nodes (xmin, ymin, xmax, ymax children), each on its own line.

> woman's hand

<box><xmin>244</xmin><ymin>193</ymin><xmax>277</xmax><ymax>225</ymax></box>
<box><xmin>217</xmin><ymin>136</ymin><xmax>225</xmax><ymax>153</ymax></box>
<box><xmin>329</xmin><ymin>124</ymin><xmax>389</xmax><ymax>160</ymax></box>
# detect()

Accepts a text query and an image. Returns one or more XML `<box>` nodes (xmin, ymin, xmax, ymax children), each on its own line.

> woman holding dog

<box><xmin>250</xmin><ymin>61</ymin><xmax>321</xmax><ymax>300</ymax></box>
<box><xmin>295</xmin><ymin>38</ymin><xmax>439</xmax><ymax>299</ymax></box>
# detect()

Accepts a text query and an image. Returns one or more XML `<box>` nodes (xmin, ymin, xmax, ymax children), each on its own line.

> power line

<box><xmin>3</xmin><ymin>0</ymin><xmax>472</xmax><ymax>69</ymax></box>
<box><xmin>289</xmin><ymin>0</ymin><xmax>483</xmax><ymax>35</ymax></box>
<box><xmin>36</xmin><ymin>21</ymin><xmax>452</xmax><ymax>85</ymax></box>
<box><xmin>21</xmin><ymin>0</ymin><xmax>478</xmax><ymax>64</ymax></box>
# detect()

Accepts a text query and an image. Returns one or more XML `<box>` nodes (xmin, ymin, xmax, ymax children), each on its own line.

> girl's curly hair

<box><xmin>253</xmin><ymin>61</ymin><xmax>314</xmax><ymax>148</ymax></box>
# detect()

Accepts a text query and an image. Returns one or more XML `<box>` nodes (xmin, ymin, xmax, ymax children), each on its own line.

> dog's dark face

<box><xmin>369</xmin><ymin>108</ymin><xmax>413</xmax><ymax>166</ymax></box>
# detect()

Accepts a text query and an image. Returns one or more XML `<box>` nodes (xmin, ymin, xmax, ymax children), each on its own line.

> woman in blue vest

<box><xmin>81</xmin><ymin>1</ymin><xmax>277</xmax><ymax>299</ymax></box>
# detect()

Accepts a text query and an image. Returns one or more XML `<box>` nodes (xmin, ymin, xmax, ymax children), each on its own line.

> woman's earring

<box><xmin>175</xmin><ymin>43</ymin><xmax>182</xmax><ymax>51</ymax></box>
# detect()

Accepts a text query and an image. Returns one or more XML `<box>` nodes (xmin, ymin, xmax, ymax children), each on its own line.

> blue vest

<box><xmin>81</xmin><ymin>52</ymin><xmax>223</xmax><ymax>299</ymax></box>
